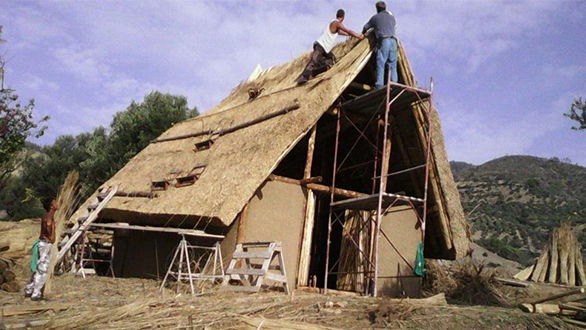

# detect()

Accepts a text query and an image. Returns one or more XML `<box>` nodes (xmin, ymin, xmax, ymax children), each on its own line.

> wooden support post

<box><xmin>298</xmin><ymin>125</ymin><xmax>317</xmax><ymax>287</ymax></box>
<box><xmin>548</xmin><ymin>231</ymin><xmax>559</xmax><ymax>283</ymax></box>
<box><xmin>268</xmin><ymin>175</ymin><xmax>366</xmax><ymax>199</ymax></box>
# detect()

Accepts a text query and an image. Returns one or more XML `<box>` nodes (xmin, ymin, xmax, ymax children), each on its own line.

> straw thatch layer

<box><xmin>69</xmin><ymin>36</ymin><xmax>470</xmax><ymax>259</ymax></box>
<box><xmin>70</xmin><ymin>38</ymin><xmax>372</xmax><ymax>228</ymax></box>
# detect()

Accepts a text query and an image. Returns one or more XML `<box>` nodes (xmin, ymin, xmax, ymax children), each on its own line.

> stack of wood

<box><xmin>519</xmin><ymin>287</ymin><xmax>586</xmax><ymax>327</ymax></box>
<box><xmin>515</xmin><ymin>222</ymin><xmax>586</xmax><ymax>286</ymax></box>
<box><xmin>0</xmin><ymin>242</ymin><xmax>20</xmax><ymax>292</ymax></box>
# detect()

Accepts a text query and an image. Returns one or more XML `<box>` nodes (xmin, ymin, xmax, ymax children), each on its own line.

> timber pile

<box><xmin>514</xmin><ymin>223</ymin><xmax>586</xmax><ymax>286</ymax></box>
<box><xmin>519</xmin><ymin>287</ymin><xmax>586</xmax><ymax>327</ymax></box>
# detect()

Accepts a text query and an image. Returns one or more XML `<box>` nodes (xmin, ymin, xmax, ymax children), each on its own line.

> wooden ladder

<box><xmin>56</xmin><ymin>185</ymin><xmax>118</xmax><ymax>266</ymax></box>
<box><xmin>222</xmin><ymin>242</ymin><xmax>289</xmax><ymax>294</ymax></box>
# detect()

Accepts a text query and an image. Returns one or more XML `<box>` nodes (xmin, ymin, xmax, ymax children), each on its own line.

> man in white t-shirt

<box><xmin>297</xmin><ymin>9</ymin><xmax>363</xmax><ymax>84</ymax></box>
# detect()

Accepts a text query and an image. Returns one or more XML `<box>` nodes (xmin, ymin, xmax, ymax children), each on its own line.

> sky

<box><xmin>1</xmin><ymin>0</ymin><xmax>585</xmax><ymax>166</ymax></box>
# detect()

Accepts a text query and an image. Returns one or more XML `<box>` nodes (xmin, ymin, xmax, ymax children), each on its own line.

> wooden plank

<box><xmin>265</xmin><ymin>272</ymin><xmax>288</xmax><ymax>283</ymax></box>
<box><xmin>514</xmin><ymin>265</ymin><xmax>535</xmax><ymax>281</ymax></box>
<box><xmin>531</xmin><ymin>246</ymin><xmax>549</xmax><ymax>282</ymax></box>
<box><xmin>530</xmin><ymin>287</ymin><xmax>585</xmax><ymax>304</ymax></box>
<box><xmin>495</xmin><ymin>277</ymin><xmax>530</xmax><ymax>287</ymax></box>
<box><xmin>232</xmin><ymin>251</ymin><xmax>272</xmax><ymax>259</ymax></box>
<box><xmin>227</xmin><ymin>268</ymin><xmax>265</xmax><ymax>276</ymax></box>
<box><xmin>89</xmin><ymin>223</ymin><xmax>224</xmax><ymax>239</ymax></box>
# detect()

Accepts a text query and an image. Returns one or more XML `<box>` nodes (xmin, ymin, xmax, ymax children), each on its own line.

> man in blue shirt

<box><xmin>363</xmin><ymin>1</ymin><xmax>398</xmax><ymax>89</ymax></box>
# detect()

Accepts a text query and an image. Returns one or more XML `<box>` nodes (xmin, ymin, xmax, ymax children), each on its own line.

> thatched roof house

<box><xmin>71</xmin><ymin>36</ymin><xmax>470</xmax><ymax>296</ymax></box>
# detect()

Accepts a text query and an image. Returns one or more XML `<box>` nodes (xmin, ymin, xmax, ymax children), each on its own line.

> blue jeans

<box><xmin>375</xmin><ymin>37</ymin><xmax>398</xmax><ymax>89</ymax></box>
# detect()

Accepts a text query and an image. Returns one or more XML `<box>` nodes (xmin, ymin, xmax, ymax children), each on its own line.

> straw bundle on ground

<box><xmin>515</xmin><ymin>222</ymin><xmax>586</xmax><ymax>286</ymax></box>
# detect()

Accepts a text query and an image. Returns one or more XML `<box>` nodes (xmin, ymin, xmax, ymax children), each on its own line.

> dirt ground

<box><xmin>0</xmin><ymin>274</ymin><xmax>575</xmax><ymax>329</ymax></box>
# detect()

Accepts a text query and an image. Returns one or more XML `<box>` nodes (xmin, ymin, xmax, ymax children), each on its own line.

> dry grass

<box><xmin>45</xmin><ymin>171</ymin><xmax>79</xmax><ymax>294</ymax></box>
<box><xmin>424</xmin><ymin>258</ymin><xmax>519</xmax><ymax>307</ymax></box>
<box><xmin>0</xmin><ymin>274</ymin><xmax>574</xmax><ymax>329</ymax></box>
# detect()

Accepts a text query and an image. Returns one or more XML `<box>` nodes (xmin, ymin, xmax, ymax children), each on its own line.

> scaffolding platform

<box><xmin>330</xmin><ymin>193</ymin><xmax>425</xmax><ymax>210</ymax></box>
<box><xmin>341</xmin><ymin>82</ymin><xmax>431</xmax><ymax>115</ymax></box>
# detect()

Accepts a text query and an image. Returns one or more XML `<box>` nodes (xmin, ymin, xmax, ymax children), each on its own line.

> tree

<box><xmin>19</xmin><ymin>91</ymin><xmax>198</xmax><ymax>207</ymax></box>
<box><xmin>564</xmin><ymin>97</ymin><xmax>586</xmax><ymax>130</ymax></box>
<box><xmin>0</xmin><ymin>26</ymin><xmax>49</xmax><ymax>190</ymax></box>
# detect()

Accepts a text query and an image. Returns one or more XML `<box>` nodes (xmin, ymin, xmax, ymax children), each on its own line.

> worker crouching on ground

<box><xmin>363</xmin><ymin>1</ymin><xmax>398</xmax><ymax>88</ymax></box>
<box><xmin>296</xmin><ymin>9</ymin><xmax>363</xmax><ymax>84</ymax></box>
<box><xmin>24</xmin><ymin>199</ymin><xmax>58</xmax><ymax>301</ymax></box>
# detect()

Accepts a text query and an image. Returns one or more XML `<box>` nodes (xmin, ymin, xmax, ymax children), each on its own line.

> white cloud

<box><xmin>2</xmin><ymin>0</ymin><xmax>584</xmax><ymax>167</ymax></box>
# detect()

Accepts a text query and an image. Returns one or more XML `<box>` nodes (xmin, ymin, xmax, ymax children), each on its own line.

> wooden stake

<box><xmin>575</xmin><ymin>241</ymin><xmax>586</xmax><ymax>286</ymax></box>
<box><xmin>560</xmin><ymin>229</ymin><xmax>570</xmax><ymax>285</ymax></box>
<box><xmin>531</xmin><ymin>246</ymin><xmax>549</xmax><ymax>282</ymax></box>
<box><xmin>548</xmin><ymin>230</ymin><xmax>559</xmax><ymax>283</ymax></box>
<box><xmin>568</xmin><ymin>234</ymin><xmax>576</xmax><ymax>286</ymax></box>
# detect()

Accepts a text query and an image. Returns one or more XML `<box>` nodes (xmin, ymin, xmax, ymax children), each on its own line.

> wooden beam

<box><xmin>349</xmin><ymin>82</ymin><xmax>373</xmax><ymax>92</ymax></box>
<box><xmin>236</xmin><ymin>204</ymin><xmax>249</xmax><ymax>243</ymax></box>
<box><xmin>153</xmin><ymin>103</ymin><xmax>300</xmax><ymax>143</ymax></box>
<box><xmin>90</xmin><ymin>223</ymin><xmax>224</xmax><ymax>239</ymax></box>
<box><xmin>300</xmin><ymin>176</ymin><xmax>322</xmax><ymax>184</ymax></box>
<box><xmin>268</xmin><ymin>174</ymin><xmax>367</xmax><ymax>199</ymax></box>
<box><xmin>298</xmin><ymin>125</ymin><xmax>317</xmax><ymax>287</ymax></box>
<box><xmin>495</xmin><ymin>277</ymin><xmax>530</xmax><ymax>287</ymax></box>
<box><xmin>530</xmin><ymin>287</ymin><xmax>585</xmax><ymax>305</ymax></box>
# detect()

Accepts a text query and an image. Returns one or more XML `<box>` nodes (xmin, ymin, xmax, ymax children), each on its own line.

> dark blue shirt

<box><xmin>363</xmin><ymin>11</ymin><xmax>396</xmax><ymax>40</ymax></box>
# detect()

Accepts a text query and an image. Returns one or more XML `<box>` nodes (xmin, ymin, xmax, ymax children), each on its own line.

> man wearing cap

<box><xmin>363</xmin><ymin>1</ymin><xmax>398</xmax><ymax>88</ymax></box>
<box><xmin>297</xmin><ymin>9</ymin><xmax>363</xmax><ymax>84</ymax></box>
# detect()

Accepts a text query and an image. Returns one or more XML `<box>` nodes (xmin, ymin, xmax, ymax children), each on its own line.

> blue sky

<box><xmin>2</xmin><ymin>0</ymin><xmax>585</xmax><ymax>166</ymax></box>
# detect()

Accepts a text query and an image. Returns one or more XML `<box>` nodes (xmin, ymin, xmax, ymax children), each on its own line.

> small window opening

<box><xmin>194</xmin><ymin>139</ymin><xmax>214</xmax><ymax>152</ymax></box>
<box><xmin>175</xmin><ymin>164</ymin><xmax>207</xmax><ymax>188</ymax></box>
<box><xmin>175</xmin><ymin>175</ymin><xmax>197</xmax><ymax>187</ymax></box>
<box><xmin>151</xmin><ymin>180</ymin><xmax>170</xmax><ymax>191</ymax></box>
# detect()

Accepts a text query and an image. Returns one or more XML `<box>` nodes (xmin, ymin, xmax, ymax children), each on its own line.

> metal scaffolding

<box><xmin>324</xmin><ymin>79</ymin><xmax>434</xmax><ymax>296</ymax></box>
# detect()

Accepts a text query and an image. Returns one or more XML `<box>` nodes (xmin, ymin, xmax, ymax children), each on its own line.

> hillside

<box><xmin>451</xmin><ymin>155</ymin><xmax>586</xmax><ymax>266</ymax></box>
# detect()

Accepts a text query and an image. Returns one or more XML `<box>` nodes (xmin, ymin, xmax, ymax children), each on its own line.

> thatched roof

<box><xmin>72</xmin><ymin>36</ymin><xmax>470</xmax><ymax>259</ymax></box>
<box><xmin>84</xmin><ymin>38</ymin><xmax>372</xmax><ymax>224</ymax></box>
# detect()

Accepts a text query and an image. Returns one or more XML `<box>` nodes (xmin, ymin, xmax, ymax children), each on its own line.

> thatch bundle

<box><xmin>45</xmin><ymin>171</ymin><xmax>79</xmax><ymax>294</ymax></box>
<box><xmin>515</xmin><ymin>222</ymin><xmax>586</xmax><ymax>286</ymax></box>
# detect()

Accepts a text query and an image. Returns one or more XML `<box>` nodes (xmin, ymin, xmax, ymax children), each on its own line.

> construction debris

<box><xmin>515</xmin><ymin>222</ymin><xmax>586</xmax><ymax>286</ymax></box>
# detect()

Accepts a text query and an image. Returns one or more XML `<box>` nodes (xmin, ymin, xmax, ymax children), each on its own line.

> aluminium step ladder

<box><xmin>56</xmin><ymin>185</ymin><xmax>118</xmax><ymax>268</ymax></box>
<box><xmin>222</xmin><ymin>241</ymin><xmax>289</xmax><ymax>294</ymax></box>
